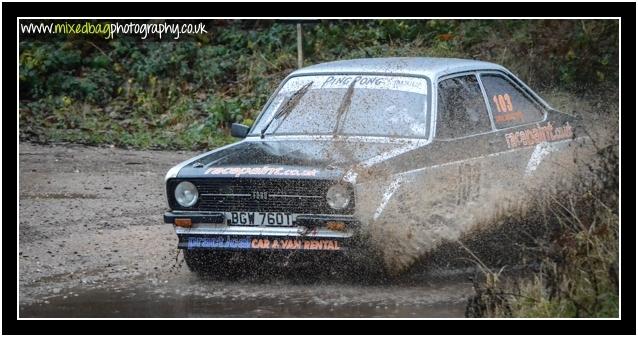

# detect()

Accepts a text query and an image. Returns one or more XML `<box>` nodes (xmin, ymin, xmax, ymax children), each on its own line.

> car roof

<box><xmin>290</xmin><ymin>57</ymin><xmax>508</xmax><ymax>79</ymax></box>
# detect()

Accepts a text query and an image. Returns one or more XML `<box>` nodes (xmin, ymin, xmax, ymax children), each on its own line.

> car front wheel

<box><xmin>183</xmin><ymin>249</ymin><xmax>235</xmax><ymax>277</ymax></box>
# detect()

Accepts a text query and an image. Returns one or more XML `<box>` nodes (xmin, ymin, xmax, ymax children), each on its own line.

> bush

<box><xmin>19</xmin><ymin>19</ymin><xmax>619</xmax><ymax>150</ymax></box>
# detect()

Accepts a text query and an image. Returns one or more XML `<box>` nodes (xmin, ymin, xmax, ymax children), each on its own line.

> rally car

<box><xmin>164</xmin><ymin>57</ymin><xmax>579</xmax><ymax>275</ymax></box>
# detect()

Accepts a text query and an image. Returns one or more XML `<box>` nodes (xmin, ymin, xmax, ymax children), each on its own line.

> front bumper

<box><xmin>164</xmin><ymin>211</ymin><xmax>357</xmax><ymax>251</ymax></box>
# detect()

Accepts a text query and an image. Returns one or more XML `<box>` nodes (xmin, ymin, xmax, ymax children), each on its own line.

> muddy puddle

<box><xmin>20</xmin><ymin>272</ymin><xmax>472</xmax><ymax>318</ymax></box>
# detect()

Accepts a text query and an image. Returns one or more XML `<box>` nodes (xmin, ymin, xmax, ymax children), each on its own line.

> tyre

<box><xmin>324</xmin><ymin>251</ymin><xmax>389</xmax><ymax>283</ymax></box>
<box><xmin>183</xmin><ymin>249</ymin><xmax>234</xmax><ymax>278</ymax></box>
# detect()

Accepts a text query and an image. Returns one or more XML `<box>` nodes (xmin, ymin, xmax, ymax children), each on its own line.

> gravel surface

<box><xmin>18</xmin><ymin>142</ymin><xmax>473</xmax><ymax>318</ymax></box>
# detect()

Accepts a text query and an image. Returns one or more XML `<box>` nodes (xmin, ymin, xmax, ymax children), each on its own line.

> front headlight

<box><xmin>326</xmin><ymin>184</ymin><xmax>350</xmax><ymax>210</ymax></box>
<box><xmin>175</xmin><ymin>181</ymin><xmax>198</xmax><ymax>207</ymax></box>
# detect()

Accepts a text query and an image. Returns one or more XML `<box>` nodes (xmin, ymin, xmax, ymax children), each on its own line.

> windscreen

<box><xmin>252</xmin><ymin>75</ymin><xmax>429</xmax><ymax>138</ymax></box>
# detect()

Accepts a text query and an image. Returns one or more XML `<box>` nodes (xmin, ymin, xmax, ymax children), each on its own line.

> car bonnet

<box><xmin>175</xmin><ymin>138</ymin><xmax>419</xmax><ymax>180</ymax></box>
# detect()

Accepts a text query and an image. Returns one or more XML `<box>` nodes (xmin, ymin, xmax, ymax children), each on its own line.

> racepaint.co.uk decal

<box><xmin>204</xmin><ymin>166</ymin><xmax>318</xmax><ymax>177</ymax></box>
<box><xmin>505</xmin><ymin>121</ymin><xmax>573</xmax><ymax>149</ymax></box>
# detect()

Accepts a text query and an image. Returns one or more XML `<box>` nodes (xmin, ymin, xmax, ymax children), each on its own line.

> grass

<box><xmin>464</xmin><ymin>136</ymin><xmax>619</xmax><ymax>318</ymax></box>
<box><xmin>468</xmin><ymin>198</ymin><xmax>618</xmax><ymax>318</ymax></box>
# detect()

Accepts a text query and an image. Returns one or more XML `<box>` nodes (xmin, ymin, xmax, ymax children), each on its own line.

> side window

<box><xmin>481</xmin><ymin>74</ymin><xmax>545</xmax><ymax>128</ymax></box>
<box><xmin>437</xmin><ymin>75</ymin><xmax>491</xmax><ymax>139</ymax></box>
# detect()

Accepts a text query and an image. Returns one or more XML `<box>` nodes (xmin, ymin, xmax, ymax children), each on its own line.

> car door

<box><xmin>475</xmin><ymin>71</ymin><xmax>559</xmax><ymax>219</ymax></box>
<box><xmin>366</xmin><ymin>73</ymin><xmax>497</xmax><ymax>232</ymax></box>
<box><xmin>424</xmin><ymin>72</ymin><xmax>497</xmax><ymax>228</ymax></box>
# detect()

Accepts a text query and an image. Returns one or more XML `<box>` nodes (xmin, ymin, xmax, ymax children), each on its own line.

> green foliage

<box><xmin>19</xmin><ymin>19</ymin><xmax>618</xmax><ymax>150</ymax></box>
<box><xmin>466</xmin><ymin>138</ymin><xmax>619</xmax><ymax>318</ymax></box>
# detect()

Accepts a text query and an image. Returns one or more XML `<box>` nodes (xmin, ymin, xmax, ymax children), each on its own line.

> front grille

<box><xmin>168</xmin><ymin>178</ymin><xmax>354</xmax><ymax>215</ymax></box>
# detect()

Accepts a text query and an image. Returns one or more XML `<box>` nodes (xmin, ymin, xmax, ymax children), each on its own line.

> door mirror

<box><xmin>231</xmin><ymin>123</ymin><xmax>250</xmax><ymax>138</ymax></box>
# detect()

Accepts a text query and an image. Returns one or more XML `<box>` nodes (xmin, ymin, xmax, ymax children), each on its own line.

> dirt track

<box><xmin>18</xmin><ymin>142</ymin><xmax>473</xmax><ymax>318</ymax></box>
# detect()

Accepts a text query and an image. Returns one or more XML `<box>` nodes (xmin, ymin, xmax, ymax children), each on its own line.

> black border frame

<box><xmin>4</xmin><ymin>1</ymin><xmax>635</xmax><ymax>335</ymax></box>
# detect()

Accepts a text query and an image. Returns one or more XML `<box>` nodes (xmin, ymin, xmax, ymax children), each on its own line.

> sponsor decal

<box><xmin>251</xmin><ymin>238</ymin><xmax>342</xmax><ymax>251</ymax></box>
<box><xmin>205</xmin><ymin>166</ymin><xmax>318</xmax><ymax>177</ymax></box>
<box><xmin>186</xmin><ymin>236</ymin><xmax>343</xmax><ymax>251</ymax></box>
<box><xmin>492</xmin><ymin>93</ymin><xmax>524</xmax><ymax>124</ymax></box>
<box><xmin>494</xmin><ymin>111</ymin><xmax>524</xmax><ymax>123</ymax></box>
<box><xmin>322</xmin><ymin>75</ymin><xmax>386</xmax><ymax>87</ymax></box>
<box><xmin>504</xmin><ymin>122</ymin><xmax>573</xmax><ymax>149</ymax></box>
<box><xmin>456</xmin><ymin>162</ymin><xmax>481</xmax><ymax>205</ymax></box>
<box><xmin>187</xmin><ymin>237</ymin><xmax>252</xmax><ymax>249</ymax></box>
<box><xmin>281</xmin><ymin>75</ymin><xmax>428</xmax><ymax>95</ymax></box>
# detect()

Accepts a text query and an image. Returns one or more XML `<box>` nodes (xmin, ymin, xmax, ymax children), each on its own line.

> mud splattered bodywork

<box><xmin>164</xmin><ymin>57</ymin><xmax>581</xmax><ymax>273</ymax></box>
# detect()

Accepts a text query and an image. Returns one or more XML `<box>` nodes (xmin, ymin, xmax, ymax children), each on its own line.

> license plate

<box><xmin>225</xmin><ymin>212</ymin><xmax>295</xmax><ymax>227</ymax></box>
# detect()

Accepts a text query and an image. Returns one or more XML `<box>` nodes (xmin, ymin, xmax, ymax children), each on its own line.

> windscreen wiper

<box><xmin>260</xmin><ymin>81</ymin><xmax>314</xmax><ymax>139</ymax></box>
<box><xmin>332</xmin><ymin>79</ymin><xmax>357</xmax><ymax>137</ymax></box>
